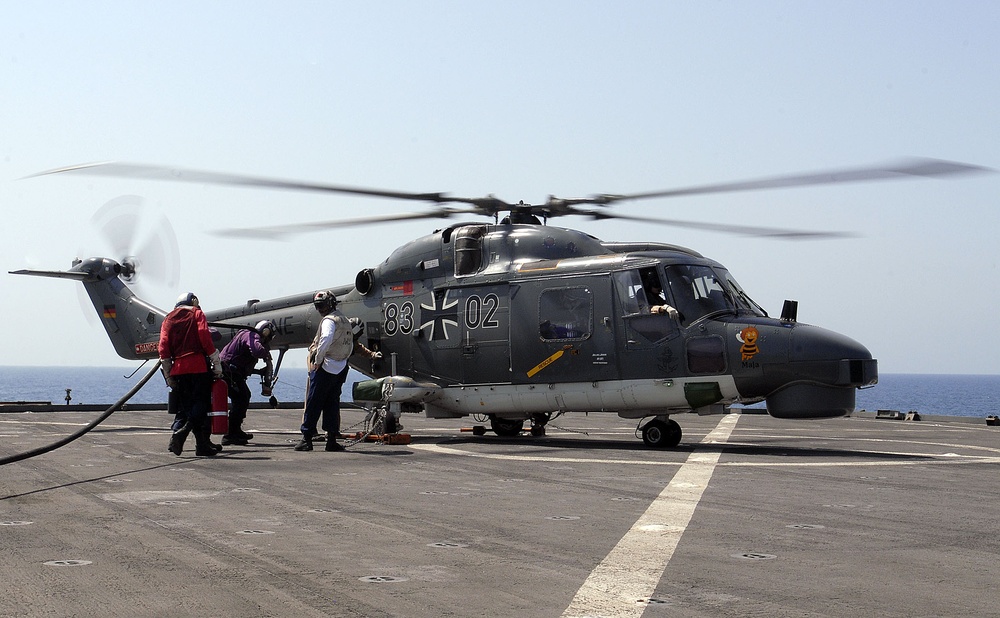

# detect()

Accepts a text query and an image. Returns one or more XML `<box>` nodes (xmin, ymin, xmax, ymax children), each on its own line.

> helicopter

<box><xmin>10</xmin><ymin>158</ymin><xmax>990</xmax><ymax>447</ymax></box>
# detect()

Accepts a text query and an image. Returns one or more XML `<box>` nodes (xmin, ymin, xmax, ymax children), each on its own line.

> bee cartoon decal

<box><xmin>737</xmin><ymin>326</ymin><xmax>760</xmax><ymax>361</ymax></box>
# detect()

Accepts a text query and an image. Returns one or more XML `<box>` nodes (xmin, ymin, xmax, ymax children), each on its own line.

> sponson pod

<box><xmin>353</xmin><ymin>375</ymin><xmax>442</xmax><ymax>404</ymax></box>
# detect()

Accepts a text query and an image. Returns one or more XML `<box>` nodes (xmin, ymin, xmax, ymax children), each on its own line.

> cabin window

<box><xmin>538</xmin><ymin>287</ymin><xmax>592</xmax><ymax>341</ymax></box>
<box><xmin>454</xmin><ymin>225</ymin><xmax>487</xmax><ymax>276</ymax></box>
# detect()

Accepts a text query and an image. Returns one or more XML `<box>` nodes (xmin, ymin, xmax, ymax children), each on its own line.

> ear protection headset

<box><xmin>255</xmin><ymin>319</ymin><xmax>277</xmax><ymax>341</ymax></box>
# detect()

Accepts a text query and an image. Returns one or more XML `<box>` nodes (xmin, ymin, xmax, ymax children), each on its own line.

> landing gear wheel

<box><xmin>530</xmin><ymin>413</ymin><xmax>549</xmax><ymax>437</ymax></box>
<box><xmin>641</xmin><ymin>418</ymin><xmax>682</xmax><ymax>448</ymax></box>
<box><xmin>490</xmin><ymin>416</ymin><xmax>524</xmax><ymax>437</ymax></box>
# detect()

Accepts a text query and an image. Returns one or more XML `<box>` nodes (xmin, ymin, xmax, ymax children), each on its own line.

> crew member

<box><xmin>296</xmin><ymin>290</ymin><xmax>380</xmax><ymax>452</ymax></box>
<box><xmin>159</xmin><ymin>292</ymin><xmax>224</xmax><ymax>457</ymax></box>
<box><xmin>220</xmin><ymin>320</ymin><xmax>276</xmax><ymax>446</ymax></box>
<box><xmin>643</xmin><ymin>272</ymin><xmax>680</xmax><ymax>320</ymax></box>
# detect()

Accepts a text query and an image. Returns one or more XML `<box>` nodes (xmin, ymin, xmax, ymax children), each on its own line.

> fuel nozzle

<box><xmin>261</xmin><ymin>373</ymin><xmax>279</xmax><ymax>408</ymax></box>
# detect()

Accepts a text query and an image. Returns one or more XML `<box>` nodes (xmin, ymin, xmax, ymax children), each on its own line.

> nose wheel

<box><xmin>641</xmin><ymin>417</ymin><xmax>682</xmax><ymax>448</ymax></box>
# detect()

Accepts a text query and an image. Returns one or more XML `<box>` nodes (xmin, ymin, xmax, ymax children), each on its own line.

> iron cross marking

<box><xmin>420</xmin><ymin>289</ymin><xmax>459</xmax><ymax>341</ymax></box>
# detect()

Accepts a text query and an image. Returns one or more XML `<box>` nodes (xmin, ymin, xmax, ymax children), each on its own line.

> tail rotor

<box><xmin>87</xmin><ymin>195</ymin><xmax>180</xmax><ymax>289</ymax></box>
<box><xmin>75</xmin><ymin>195</ymin><xmax>180</xmax><ymax>325</ymax></box>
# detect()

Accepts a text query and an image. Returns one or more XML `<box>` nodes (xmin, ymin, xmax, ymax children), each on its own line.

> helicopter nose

<box><xmin>765</xmin><ymin>324</ymin><xmax>877</xmax><ymax>419</ymax></box>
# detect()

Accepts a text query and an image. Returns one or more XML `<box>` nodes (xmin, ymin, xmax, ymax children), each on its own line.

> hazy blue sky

<box><xmin>3</xmin><ymin>2</ymin><xmax>998</xmax><ymax>374</ymax></box>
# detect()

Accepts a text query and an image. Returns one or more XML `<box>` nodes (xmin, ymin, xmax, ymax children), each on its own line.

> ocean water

<box><xmin>853</xmin><ymin>373</ymin><xmax>999</xmax><ymax>418</ymax></box>
<box><xmin>0</xmin><ymin>365</ymin><xmax>315</xmax><ymax>407</ymax></box>
<box><xmin>0</xmin><ymin>366</ymin><xmax>997</xmax><ymax>419</ymax></box>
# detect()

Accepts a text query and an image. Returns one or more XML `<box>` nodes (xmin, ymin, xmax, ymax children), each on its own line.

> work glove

<box><xmin>651</xmin><ymin>304</ymin><xmax>680</xmax><ymax>320</ymax></box>
<box><xmin>160</xmin><ymin>358</ymin><xmax>177</xmax><ymax>388</ymax></box>
<box><xmin>350</xmin><ymin>317</ymin><xmax>364</xmax><ymax>340</ymax></box>
<box><xmin>209</xmin><ymin>350</ymin><xmax>223</xmax><ymax>378</ymax></box>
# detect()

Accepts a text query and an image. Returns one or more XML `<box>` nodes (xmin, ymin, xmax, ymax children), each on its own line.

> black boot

<box><xmin>168</xmin><ymin>424</ymin><xmax>191</xmax><ymax>456</ymax></box>
<box><xmin>294</xmin><ymin>435</ymin><xmax>313</xmax><ymax>451</ymax></box>
<box><xmin>221</xmin><ymin>434</ymin><xmax>247</xmax><ymax>446</ymax></box>
<box><xmin>221</xmin><ymin>422</ymin><xmax>249</xmax><ymax>446</ymax></box>
<box><xmin>194</xmin><ymin>428</ymin><xmax>221</xmax><ymax>457</ymax></box>
<box><xmin>223</xmin><ymin>417</ymin><xmax>253</xmax><ymax>444</ymax></box>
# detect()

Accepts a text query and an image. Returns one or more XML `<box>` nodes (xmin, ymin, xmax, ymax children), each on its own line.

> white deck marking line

<box><xmin>409</xmin><ymin>443</ymin><xmax>684</xmax><ymax>466</ymax></box>
<box><xmin>412</xmin><ymin>440</ymin><xmax>1000</xmax><ymax>467</ymax></box>
<box><xmin>561</xmin><ymin>414</ymin><xmax>739</xmax><ymax>618</ymax></box>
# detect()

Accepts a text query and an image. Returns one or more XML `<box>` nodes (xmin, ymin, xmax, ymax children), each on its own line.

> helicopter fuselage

<box><xmin>348</xmin><ymin>223</ymin><xmax>876</xmax><ymax>418</ymax></box>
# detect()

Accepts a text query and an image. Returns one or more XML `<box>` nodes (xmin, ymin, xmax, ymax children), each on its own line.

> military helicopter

<box><xmin>10</xmin><ymin>159</ymin><xmax>989</xmax><ymax>447</ymax></box>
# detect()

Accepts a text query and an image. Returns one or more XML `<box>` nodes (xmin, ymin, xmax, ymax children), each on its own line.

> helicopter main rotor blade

<box><xmin>29</xmin><ymin>162</ymin><xmax>516</xmax><ymax>214</ymax></box>
<box><xmin>578</xmin><ymin>158</ymin><xmax>993</xmax><ymax>206</ymax></box>
<box><xmin>34</xmin><ymin>158</ymin><xmax>990</xmax><ymax>213</ymax></box>
<box><xmin>211</xmin><ymin>207</ymin><xmax>486</xmax><ymax>240</ymax></box>
<box><xmin>577</xmin><ymin>210</ymin><xmax>856</xmax><ymax>239</ymax></box>
<box><xmin>30</xmin><ymin>157</ymin><xmax>992</xmax><ymax>241</ymax></box>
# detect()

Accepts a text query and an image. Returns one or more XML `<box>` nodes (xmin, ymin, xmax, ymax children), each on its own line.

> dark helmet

<box><xmin>255</xmin><ymin>319</ymin><xmax>277</xmax><ymax>342</ymax></box>
<box><xmin>175</xmin><ymin>292</ymin><xmax>199</xmax><ymax>308</ymax></box>
<box><xmin>313</xmin><ymin>290</ymin><xmax>337</xmax><ymax>313</ymax></box>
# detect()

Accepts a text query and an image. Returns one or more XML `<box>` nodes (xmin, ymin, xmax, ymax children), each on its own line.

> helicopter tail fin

<box><xmin>10</xmin><ymin>258</ymin><xmax>166</xmax><ymax>360</ymax></box>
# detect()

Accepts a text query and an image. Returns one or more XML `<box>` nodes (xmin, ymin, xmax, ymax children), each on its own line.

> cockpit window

<box><xmin>663</xmin><ymin>264</ymin><xmax>728</xmax><ymax>324</ymax></box>
<box><xmin>662</xmin><ymin>264</ymin><xmax>765</xmax><ymax>324</ymax></box>
<box><xmin>613</xmin><ymin>269</ymin><xmax>679</xmax><ymax>345</ymax></box>
<box><xmin>719</xmin><ymin>269</ymin><xmax>767</xmax><ymax>316</ymax></box>
<box><xmin>612</xmin><ymin>270</ymin><xmax>645</xmax><ymax>315</ymax></box>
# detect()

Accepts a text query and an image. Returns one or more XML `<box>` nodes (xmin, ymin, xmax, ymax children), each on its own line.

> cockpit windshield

<box><xmin>720</xmin><ymin>268</ymin><xmax>767</xmax><ymax>316</ymax></box>
<box><xmin>662</xmin><ymin>264</ymin><xmax>765</xmax><ymax>324</ymax></box>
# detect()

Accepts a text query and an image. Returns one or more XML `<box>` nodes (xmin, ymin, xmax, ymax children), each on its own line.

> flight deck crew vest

<box><xmin>315</xmin><ymin>311</ymin><xmax>354</xmax><ymax>362</ymax></box>
<box><xmin>160</xmin><ymin>306</ymin><xmax>209</xmax><ymax>374</ymax></box>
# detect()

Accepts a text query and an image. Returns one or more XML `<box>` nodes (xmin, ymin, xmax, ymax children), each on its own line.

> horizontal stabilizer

<box><xmin>9</xmin><ymin>268</ymin><xmax>91</xmax><ymax>281</ymax></box>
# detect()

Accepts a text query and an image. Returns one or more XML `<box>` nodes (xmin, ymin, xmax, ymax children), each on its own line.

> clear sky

<box><xmin>2</xmin><ymin>2</ymin><xmax>998</xmax><ymax>374</ymax></box>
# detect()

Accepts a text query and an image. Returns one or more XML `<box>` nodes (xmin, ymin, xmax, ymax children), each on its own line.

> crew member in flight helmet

<box><xmin>219</xmin><ymin>319</ymin><xmax>276</xmax><ymax>446</ymax></box>
<box><xmin>296</xmin><ymin>290</ymin><xmax>380</xmax><ymax>452</ymax></box>
<box><xmin>159</xmin><ymin>292</ymin><xmax>224</xmax><ymax>456</ymax></box>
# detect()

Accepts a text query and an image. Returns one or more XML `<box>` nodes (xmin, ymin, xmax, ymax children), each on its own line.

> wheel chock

<box><xmin>460</xmin><ymin>426</ymin><xmax>488</xmax><ymax>436</ymax></box>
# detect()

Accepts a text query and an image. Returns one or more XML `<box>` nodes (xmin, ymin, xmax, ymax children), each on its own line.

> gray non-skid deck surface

<box><xmin>2</xmin><ymin>408</ymin><xmax>998</xmax><ymax>617</ymax></box>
